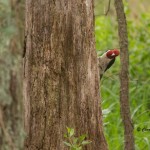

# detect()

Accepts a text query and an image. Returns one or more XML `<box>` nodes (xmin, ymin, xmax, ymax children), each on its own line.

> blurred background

<box><xmin>0</xmin><ymin>0</ymin><xmax>150</xmax><ymax>149</ymax></box>
<box><xmin>0</xmin><ymin>0</ymin><xmax>24</xmax><ymax>107</ymax></box>
<box><xmin>95</xmin><ymin>0</ymin><xmax>150</xmax><ymax>149</ymax></box>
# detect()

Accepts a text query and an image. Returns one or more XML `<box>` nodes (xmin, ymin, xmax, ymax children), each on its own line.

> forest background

<box><xmin>95</xmin><ymin>0</ymin><xmax>150</xmax><ymax>149</ymax></box>
<box><xmin>0</xmin><ymin>0</ymin><xmax>150</xmax><ymax>149</ymax></box>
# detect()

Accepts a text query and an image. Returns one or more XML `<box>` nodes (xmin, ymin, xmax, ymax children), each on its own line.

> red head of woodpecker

<box><xmin>106</xmin><ymin>49</ymin><xmax>120</xmax><ymax>59</ymax></box>
<box><xmin>98</xmin><ymin>49</ymin><xmax>120</xmax><ymax>79</ymax></box>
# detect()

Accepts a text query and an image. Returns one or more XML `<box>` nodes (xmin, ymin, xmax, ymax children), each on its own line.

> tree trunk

<box><xmin>114</xmin><ymin>0</ymin><xmax>135</xmax><ymax>150</ymax></box>
<box><xmin>24</xmin><ymin>0</ymin><xmax>108</xmax><ymax>150</ymax></box>
<box><xmin>0</xmin><ymin>0</ymin><xmax>24</xmax><ymax>149</ymax></box>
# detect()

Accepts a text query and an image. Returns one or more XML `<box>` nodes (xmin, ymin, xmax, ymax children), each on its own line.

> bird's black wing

<box><xmin>104</xmin><ymin>58</ymin><xmax>115</xmax><ymax>72</ymax></box>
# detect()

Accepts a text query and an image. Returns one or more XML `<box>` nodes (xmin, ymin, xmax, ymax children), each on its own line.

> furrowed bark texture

<box><xmin>114</xmin><ymin>0</ymin><xmax>135</xmax><ymax>150</ymax></box>
<box><xmin>0</xmin><ymin>0</ymin><xmax>24</xmax><ymax>149</ymax></box>
<box><xmin>24</xmin><ymin>0</ymin><xmax>108</xmax><ymax>150</ymax></box>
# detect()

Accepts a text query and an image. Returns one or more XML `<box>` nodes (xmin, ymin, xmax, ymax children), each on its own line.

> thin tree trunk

<box><xmin>114</xmin><ymin>0</ymin><xmax>135</xmax><ymax>150</ymax></box>
<box><xmin>24</xmin><ymin>0</ymin><xmax>108</xmax><ymax>150</ymax></box>
<box><xmin>0</xmin><ymin>0</ymin><xmax>24</xmax><ymax>149</ymax></box>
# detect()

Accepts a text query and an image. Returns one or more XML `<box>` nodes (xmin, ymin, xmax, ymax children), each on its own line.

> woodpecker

<box><xmin>98</xmin><ymin>49</ymin><xmax>120</xmax><ymax>79</ymax></box>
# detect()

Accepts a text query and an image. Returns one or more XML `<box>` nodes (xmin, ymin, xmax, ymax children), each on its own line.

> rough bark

<box><xmin>0</xmin><ymin>0</ymin><xmax>24</xmax><ymax>149</ymax></box>
<box><xmin>114</xmin><ymin>0</ymin><xmax>135</xmax><ymax>150</ymax></box>
<box><xmin>24</xmin><ymin>0</ymin><xmax>108</xmax><ymax>150</ymax></box>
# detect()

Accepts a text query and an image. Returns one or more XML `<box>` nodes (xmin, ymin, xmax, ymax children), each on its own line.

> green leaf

<box><xmin>72</xmin><ymin>147</ymin><xmax>82</xmax><ymax>150</ymax></box>
<box><xmin>64</xmin><ymin>133</ymin><xmax>68</xmax><ymax>138</ymax></box>
<box><xmin>71</xmin><ymin>148</ymin><xmax>77</xmax><ymax>150</ymax></box>
<box><xmin>81</xmin><ymin>140</ymin><xmax>92</xmax><ymax>145</ymax></box>
<box><xmin>77</xmin><ymin>147</ymin><xmax>82</xmax><ymax>150</ymax></box>
<box><xmin>66</xmin><ymin>127</ymin><xmax>71</xmax><ymax>133</ymax></box>
<box><xmin>63</xmin><ymin>141</ymin><xmax>72</xmax><ymax>147</ymax></box>
<box><xmin>66</xmin><ymin>127</ymin><xmax>74</xmax><ymax>137</ymax></box>
<box><xmin>79</xmin><ymin>134</ymin><xmax>86</xmax><ymax>142</ymax></box>
<box><xmin>69</xmin><ymin>128</ymin><xmax>75</xmax><ymax>137</ymax></box>
<box><xmin>72</xmin><ymin>145</ymin><xmax>78</xmax><ymax>149</ymax></box>
<box><xmin>73</xmin><ymin>138</ymin><xmax>78</xmax><ymax>144</ymax></box>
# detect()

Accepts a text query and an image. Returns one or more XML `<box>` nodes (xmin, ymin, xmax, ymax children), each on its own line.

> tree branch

<box><xmin>105</xmin><ymin>0</ymin><xmax>111</xmax><ymax>16</ymax></box>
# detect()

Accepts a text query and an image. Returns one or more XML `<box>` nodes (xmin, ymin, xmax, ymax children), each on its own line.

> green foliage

<box><xmin>95</xmin><ymin>16</ymin><xmax>118</xmax><ymax>54</ymax></box>
<box><xmin>64</xmin><ymin>127</ymin><xmax>92</xmax><ymax>150</ymax></box>
<box><xmin>95</xmin><ymin>5</ymin><xmax>150</xmax><ymax>150</ymax></box>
